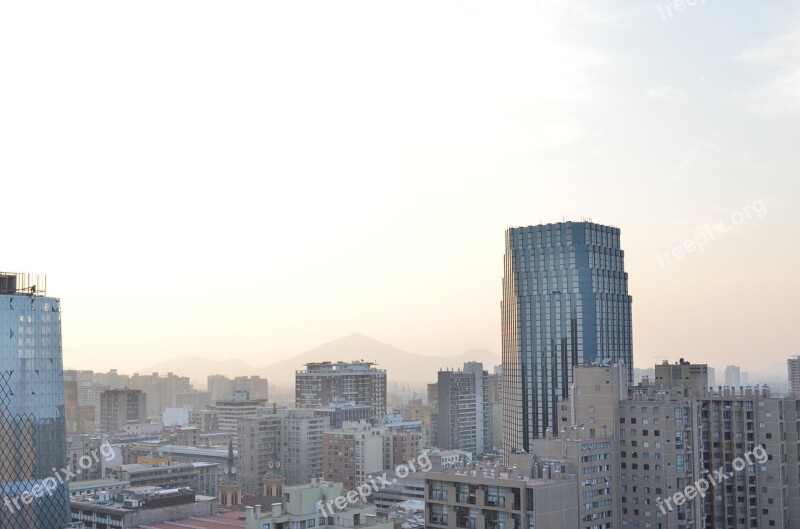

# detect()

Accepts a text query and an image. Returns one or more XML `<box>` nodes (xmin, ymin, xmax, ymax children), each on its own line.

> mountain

<box><xmin>259</xmin><ymin>333</ymin><xmax>500</xmax><ymax>385</ymax></box>
<box><xmin>141</xmin><ymin>333</ymin><xmax>500</xmax><ymax>388</ymax></box>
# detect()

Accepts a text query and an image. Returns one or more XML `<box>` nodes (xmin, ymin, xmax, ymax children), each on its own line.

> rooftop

<box><xmin>0</xmin><ymin>272</ymin><xmax>47</xmax><ymax>296</ymax></box>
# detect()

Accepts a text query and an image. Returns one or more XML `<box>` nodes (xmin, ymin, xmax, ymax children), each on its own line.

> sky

<box><xmin>1</xmin><ymin>0</ymin><xmax>798</xmax><ymax>376</ymax></box>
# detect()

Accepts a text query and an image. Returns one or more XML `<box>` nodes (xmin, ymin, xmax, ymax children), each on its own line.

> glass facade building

<box><xmin>501</xmin><ymin>222</ymin><xmax>632</xmax><ymax>454</ymax></box>
<box><xmin>0</xmin><ymin>273</ymin><xmax>70</xmax><ymax>528</ymax></box>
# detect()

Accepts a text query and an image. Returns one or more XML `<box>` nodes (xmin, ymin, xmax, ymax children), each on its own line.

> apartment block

<box><xmin>279</xmin><ymin>409</ymin><xmax>330</xmax><ymax>486</ymax></box>
<box><xmin>424</xmin><ymin>460</ymin><xmax>579</xmax><ymax>529</ymax></box>
<box><xmin>323</xmin><ymin>420</ymin><xmax>386</xmax><ymax>490</ymax></box>
<box><xmin>100</xmin><ymin>388</ymin><xmax>147</xmax><ymax>433</ymax></box>
<box><xmin>435</xmin><ymin>362</ymin><xmax>493</xmax><ymax>457</ymax></box>
<box><xmin>296</xmin><ymin>361</ymin><xmax>387</xmax><ymax>414</ymax></box>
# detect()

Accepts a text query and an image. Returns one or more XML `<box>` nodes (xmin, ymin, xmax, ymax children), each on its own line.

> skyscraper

<box><xmin>501</xmin><ymin>222</ymin><xmax>633</xmax><ymax>453</ymax></box>
<box><xmin>0</xmin><ymin>272</ymin><xmax>70</xmax><ymax>528</ymax></box>
<box><xmin>788</xmin><ymin>356</ymin><xmax>800</xmax><ymax>395</ymax></box>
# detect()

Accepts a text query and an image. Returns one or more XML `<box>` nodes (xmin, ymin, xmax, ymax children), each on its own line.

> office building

<box><xmin>0</xmin><ymin>272</ymin><xmax>71</xmax><ymax>528</ymax></box>
<box><xmin>435</xmin><ymin>361</ymin><xmax>492</xmax><ymax>456</ymax></box>
<box><xmin>789</xmin><ymin>356</ymin><xmax>800</xmax><ymax>395</ymax></box>
<box><xmin>501</xmin><ymin>222</ymin><xmax>633</xmax><ymax>455</ymax></box>
<box><xmin>100</xmin><ymin>389</ymin><xmax>147</xmax><ymax>432</ymax></box>
<box><xmin>296</xmin><ymin>361</ymin><xmax>387</xmax><ymax>414</ymax></box>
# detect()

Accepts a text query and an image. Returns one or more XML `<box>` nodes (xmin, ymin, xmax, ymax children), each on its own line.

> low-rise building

<box><xmin>70</xmin><ymin>487</ymin><xmax>217</xmax><ymax>529</ymax></box>
<box><xmin>244</xmin><ymin>479</ymin><xmax>393</xmax><ymax>529</ymax></box>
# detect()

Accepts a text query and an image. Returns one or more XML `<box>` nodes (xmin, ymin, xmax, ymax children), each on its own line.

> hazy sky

<box><xmin>2</xmin><ymin>1</ymin><xmax>798</xmax><ymax>375</ymax></box>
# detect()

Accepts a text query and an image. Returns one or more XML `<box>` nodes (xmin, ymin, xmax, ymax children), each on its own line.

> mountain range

<box><xmin>142</xmin><ymin>333</ymin><xmax>501</xmax><ymax>388</ymax></box>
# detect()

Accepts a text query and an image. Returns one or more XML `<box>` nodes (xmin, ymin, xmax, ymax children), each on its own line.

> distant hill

<box><xmin>142</xmin><ymin>333</ymin><xmax>500</xmax><ymax>388</ymax></box>
<box><xmin>259</xmin><ymin>333</ymin><xmax>500</xmax><ymax>385</ymax></box>
<box><xmin>141</xmin><ymin>355</ymin><xmax>258</xmax><ymax>387</ymax></box>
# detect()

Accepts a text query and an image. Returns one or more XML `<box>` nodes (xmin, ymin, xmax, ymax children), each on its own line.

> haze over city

<box><xmin>3</xmin><ymin>1</ymin><xmax>798</xmax><ymax>376</ymax></box>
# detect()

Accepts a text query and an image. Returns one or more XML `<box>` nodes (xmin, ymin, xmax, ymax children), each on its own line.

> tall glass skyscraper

<box><xmin>501</xmin><ymin>222</ymin><xmax>632</xmax><ymax>453</ymax></box>
<box><xmin>0</xmin><ymin>273</ymin><xmax>70</xmax><ymax>528</ymax></box>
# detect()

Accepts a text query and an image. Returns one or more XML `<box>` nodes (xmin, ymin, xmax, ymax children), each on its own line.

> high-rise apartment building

<box><xmin>725</xmin><ymin>365</ymin><xmax>742</xmax><ymax>387</ymax></box>
<box><xmin>323</xmin><ymin>420</ymin><xmax>386</xmax><ymax>490</ymax></box>
<box><xmin>212</xmin><ymin>390</ymin><xmax>268</xmax><ymax>438</ymax></box>
<box><xmin>296</xmin><ymin>361</ymin><xmax>387</xmax><ymax>414</ymax></box>
<box><xmin>99</xmin><ymin>388</ymin><xmax>147</xmax><ymax>432</ymax></box>
<box><xmin>279</xmin><ymin>409</ymin><xmax>329</xmax><ymax>485</ymax></box>
<box><xmin>788</xmin><ymin>356</ymin><xmax>800</xmax><ymax>395</ymax></box>
<box><xmin>233</xmin><ymin>375</ymin><xmax>269</xmax><ymax>400</ymax></box>
<box><xmin>502</xmin><ymin>222</ymin><xmax>633</xmax><ymax>454</ymax></box>
<box><xmin>0</xmin><ymin>272</ymin><xmax>71</xmax><ymax>528</ymax></box>
<box><xmin>129</xmin><ymin>371</ymin><xmax>192</xmax><ymax>418</ymax></box>
<box><xmin>435</xmin><ymin>362</ymin><xmax>492</xmax><ymax>456</ymax></box>
<box><xmin>237</xmin><ymin>414</ymin><xmax>282</xmax><ymax>494</ymax></box>
<box><xmin>208</xmin><ymin>374</ymin><xmax>233</xmax><ymax>403</ymax></box>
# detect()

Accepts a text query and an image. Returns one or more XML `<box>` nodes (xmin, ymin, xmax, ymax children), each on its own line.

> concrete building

<box><xmin>173</xmin><ymin>390</ymin><xmax>212</xmax><ymax>409</ymax></box>
<box><xmin>435</xmin><ymin>362</ymin><xmax>493</xmax><ymax>456</ymax></box>
<box><xmin>725</xmin><ymin>365</ymin><xmax>742</xmax><ymax>387</ymax></box>
<box><xmin>296</xmin><ymin>361</ymin><xmax>387</xmax><ymax>414</ymax></box>
<box><xmin>788</xmin><ymin>356</ymin><xmax>800</xmax><ymax>395</ymax></box>
<box><xmin>502</xmin><ymin>222</ymin><xmax>633</xmax><ymax>453</ymax></box>
<box><xmin>106</xmin><ymin>461</ymin><xmax>220</xmax><ymax>497</ymax></box>
<box><xmin>323</xmin><ymin>420</ymin><xmax>385</xmax><ymax>490</ymax></box>
<box><xmin>279</xmin><ymin>409</ymin><xmax>330</xmax><ymax>486</ymax></box>
<box><xmin>213</xmin><ymin>390</ymin><xmax>269</xmax><ymax>436</ymax></box>
<box><xmin>129</xmin><ymin>371</ymin><xmax>193</xmax><ymax>419</ymax></box>
<box><xmin>233</xmin><ymin>375</ymin><xmax>269</xmax><ymax>401</ymax></box>
<box><xmin>244</xmin><ymin>480</ymin><xmax>393</xmax><ymax>529</ymax></box>
<box><xmin>208</xmin><ymin>374</ymin><xmax>233</xmax><ymax>403</ymax></box>
<box><xmin>93</xmin><ymin>368</ymin><xmax>131</xmax><ymax>390</ymax></box>
<box><xmin>238</xmin><ymin>413</ymin><xmax>282</xmax><ymax>494</ymax></box>
<box><xmin>70</xmin><ymin>487</ymin><xmax>218</xmax><ymax>529</ymax></box>
<box><xmin>0</xmin><ymin>272</ymin><xmax>71</xmax><ymax>528</ymax></box>
<box><xmin>100</xmin><ymin>388</ymin><xmax>147</xmax><ymax>433</ymax></box>
<box><xmin>313</xmin><ymin>399</ymin><xmax>374</xmax><ymax>428</ymax></box>
<box><xmin>424</xmin><ymin>460</ymin><xmax>580</xmax><ymax>529</ymax></box>
<box><xmin>372</xmin><ymin>471</ymin><xmax>426</xmax><ymax>514</ymax></box>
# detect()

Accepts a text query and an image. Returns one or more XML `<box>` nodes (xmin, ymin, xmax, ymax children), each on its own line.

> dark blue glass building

<box><xmin>501</xmin><ymin>222</ymin><xmax>632</xmax><ymax>453</ymax></box>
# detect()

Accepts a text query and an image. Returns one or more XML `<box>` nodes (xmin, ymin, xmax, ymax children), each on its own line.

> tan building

<box><xmin>296</xmin><ymin>361</ymin><xmax>387</xmax><ymax>414</ymax></box>
<box><xmin>324</xmin><ymin>420</ymin><xmax>385</xmax><ymax>490</ymax></box>
<box><xmin>424</xmin><ymin>460</ymin><xmax>579</xmax><ymax>529</ymax></box>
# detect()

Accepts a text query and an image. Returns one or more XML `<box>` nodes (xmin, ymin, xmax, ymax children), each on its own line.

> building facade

<box><xmin>100</xmin><ymin>389</ymin><xmax>147</xmax><ymax>433</ymax></box>
<box><xmin>501</xmin><ymin>222</ymin><xmax>633</xmax><ymax>453</ymax></box>
<box><xmin>435</xmin><ymin>362</ymin><xmax>493</xmax><ymax>456</ymax></box>
<box><xmin>0</xmin><ymin>272</ymin><xmax>71</xmax><ymax>528</ymax></box>
<box><xmin>296</xmin><ymin>361</ymin><xmax>387</xmax><ymax>414</ymax></box>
